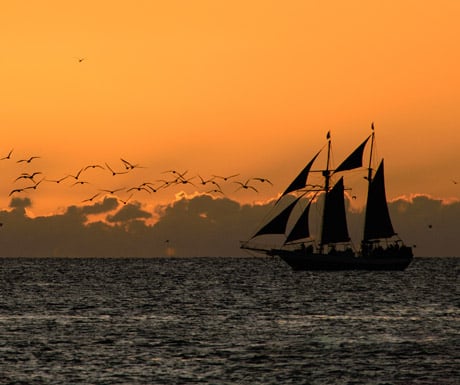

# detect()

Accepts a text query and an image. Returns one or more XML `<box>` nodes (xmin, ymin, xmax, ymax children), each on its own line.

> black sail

<box><xmin>279</xmin><ymin>150</ymin><xmax>320</xmax><ymax>199</ymax></box>
<box><xmin>321</xmin><ymin>177</ymin><xmax>350</xmax><ymax>244</ymax></box>
<box><xmin>334</xmin><ymin>135</ymin><xmax>371</xmax><ymax>173</ymax></box>
<box><xmin>363</xmin><ymin>160</ymin><xmax>395</xmax><ymax>241</ymax></box>
<box><xmin>284</xmin><ymin>200</ymin><xmax>312</xmax><ymax>244</ymax></box>
<box><xmin>252</xmin><ymin>194</ymin><xmax>305</xmax><ymax>237</ymax></box>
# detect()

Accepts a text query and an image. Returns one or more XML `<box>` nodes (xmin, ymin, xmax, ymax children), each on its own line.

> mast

<box><xmin>319</xmin><ymin>131</ymin><xmax>332</xmax><ymax>253</ymax></box>
<box><xmin>364</xmin><ymin>122</ymin><xmax>375</xmax><ymax>242</ymax></box>
<box><xmin>362</xmin><ymin>123</ymin><xmax>395</xmax><ymax>242</ymax></box>
<box><xmin>320</xmin><ymin>131</ymin><xmax>369</xmax><ymax>252</ymax></box>
<box><xmin>367</xmin><ymin>122</ymin><xmax>375</xmax><ymax>193</ymax></box>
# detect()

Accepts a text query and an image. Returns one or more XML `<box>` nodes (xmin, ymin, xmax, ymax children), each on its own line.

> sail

<box><xmin>321</xmin><ymin>177</ymin><xmax>350</xmax><ymax>244</ymax></box>
<box><xmin>279</xmin><ymin>150</ymin><xmax>320</xmax><ymax>199</ymax></box>
<box><xmin>252</xmin><ymin>194</ymin><xmax>305</xmax><ymax>238</ymax></box>
<box><xmin>284</xmin><ymin>200</ymin><xmax>312</xmax><ymax>244</ymax></box>
<box><xmin>334</xmin><ymin>135</ymin><xmax>371</xmax><ymax>173</ymax></box>
<box><xmin>363</xmin><ymin>160</ymin><xmax>395</xmax><ymax>240</ymax></box>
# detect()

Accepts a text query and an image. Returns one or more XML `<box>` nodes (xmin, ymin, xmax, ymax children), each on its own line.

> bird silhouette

<box><xmin>16</xmin><ymin>156</ymin><xmax>40</xmax><ymax>164</ymax></box>
<box><xmin>99</xmin><ymin>187</ymin><xmax>126</xmax><ymax>195</ymax></box>
<box><xmin>120</xmin><ymin>158</ymin><xmax>144</xmax><ymax>170</ymax></box>
<box><xmin>197</xmin><ymin>175</ymin><xmax>215</xmax><ymax>185</ymax></box>
<box><xmin>0</xmin><ymin>149</ymin><xmax>13</xmax><ymax>160</ymax></box>
<box><xmin>44</xmin><ymin>176</ymin><xmax>71</xmax><ymax>184</ymax></box>
<box><xmin>209</xmin><ymin>180</ymin><xmax>222</xmax><ymax>190</ymax></box>
<box><xmin>66</xmin><ymin>168</ymin><xmax>84</xmax><ymax>180</ymax></box>
<box><xmin>163</xmin><ymin>170</ymin><xmax>188</xmax><ymax>179</ymax></box>
<box><xmin>84</xmin><ymin>164</ymin><xmax>105</xmax><ymax>171</ymax></box>
<box><xmin>105</xmin><ymin>163</ymin><xmax>129</xmax><ymax>176</ymax></box>
<box><xmin>71</xmin><ymin>180</ymin><xmax>90</xmax><ymax>187</ymax></box>
<box><xmin>119</xmin><ymin>193</ymin><xmax>133</xmax><ymax>205</ymax></box>
<box><xmin>175</xmin><ymin>175</ymin><xmax>196</xmax><ymax>186</ymax></box>
<box><xmin>138</xmin><ymin>182</ymin><xmax>162</xmax><ymax>192</ymax></box>
<box><xmin>156</xmin><ymin>179</ymin><xmax>176</xmax><ymax>189</ymax></box>
<box><xmin>127</xmin><ymin>185</ymin><xmax>151</xmax><ymax>194</ymax></box>
<box><xmin>9</xmin><ymin>188</ymin><xmax>26</xmax><ymax>196</ymax></box>
<box><xmin>206</xmin><ymin>188</ymin><xmax>225</xmax><ymax>195</ymax></box>
<box><xmin>213</xmin><ymin>173</ymin><xmax>239</xmax><ymax>182</ymax></box>
<box><xmin>250</xmin><ymin>177</ymin><xmax>273</xmax><ymax>185</ymax></box>
<box><xmin>233</xmin><ymin>180</ymin><xmax>258</xmax><ymax>192</ymax></box>
<box><xmin>23</xmin><ymin>179</ymin><xmax>43</xmax><ymax>191</ymax></box>
<box><xmin>14</xmin><ymin>172</ymin><xmax>42</xmax><ymax>182</ymax></box>
<box><xmin>82</xmin><ymin>193</ymin><xmax>101</xmax><ymax>202</ymax></box>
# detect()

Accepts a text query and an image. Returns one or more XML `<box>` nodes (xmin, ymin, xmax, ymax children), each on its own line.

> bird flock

<box><xmin>1</xmin><ymin>149</ymin><xmax>273</xmax><ymax>206</ymax></box>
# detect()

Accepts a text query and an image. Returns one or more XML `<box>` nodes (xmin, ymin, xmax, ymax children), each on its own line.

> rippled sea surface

<box><xmin>0</xmin><ymin>257</ymin><xmax>458</xmax><ymax>384</ymax></box>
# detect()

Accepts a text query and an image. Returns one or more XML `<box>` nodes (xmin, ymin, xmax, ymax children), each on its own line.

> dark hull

<box><xmin>271</xmin><ymin>249</ymin><xmax>413</xmax><ymax>271</ymax></box>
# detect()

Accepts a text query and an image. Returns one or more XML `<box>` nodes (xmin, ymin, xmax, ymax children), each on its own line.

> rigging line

<box><xmin>285</xmin><ymin>190</ymin><xmax>319</xmax><ymax>236</ymax></box>
<box><xmin>248</xmin><ymin>191</ymin><xmax>309</xmax><ymax>240</ymax></box>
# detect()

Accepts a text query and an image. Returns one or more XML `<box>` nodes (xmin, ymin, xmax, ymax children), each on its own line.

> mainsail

<box><xmin>334</xmin><ymin>135</ymin><xmax>371</xmax><ymax>173</ymax></box>
<box><xmin>252</xmin><ymin>193</ymin><xmax>306</xmax><ymax>238</ymax></box>
<box><xmin>278</xmin><ymin>150</ymin><xmax>321</xmax><ymax>200</ymax></box>
<box><xmin>363</xmin><ymin>159</ymin><xmax>395</xmax><ymax>241</ymax></box>
<box><xmin>320</xmin><ymin>177</ymin><xmax>350</xmax><ymax>245</ymax></box>
<box><xmin>284</xmin><ymin>199</ymin><xmax>313</xmax><ymax>244</ymax></box>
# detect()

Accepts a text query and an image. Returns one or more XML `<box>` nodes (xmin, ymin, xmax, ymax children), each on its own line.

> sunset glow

<box><xmin>1</xmin><ymin>1</ymin><xmax>459</xmax><ymax>218</ymax></box>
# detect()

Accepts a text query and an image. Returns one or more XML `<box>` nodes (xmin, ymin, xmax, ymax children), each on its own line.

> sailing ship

<box><xmin>240</xmin><ymin>124</ymin><xmax>413</xmax><ymax>271</ymax></box>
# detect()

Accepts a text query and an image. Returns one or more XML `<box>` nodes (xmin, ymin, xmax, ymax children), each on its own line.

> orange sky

<box><xmin>1</xmin><ymin>0</ymin><xmax>459</xmax><ymax>216</ymax></box>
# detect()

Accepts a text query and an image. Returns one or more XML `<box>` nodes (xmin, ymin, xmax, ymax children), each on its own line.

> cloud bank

<box><xmin>0</xmin><ymin>194</ymin><xmax>457</xmax><ymax>257</ymax></box>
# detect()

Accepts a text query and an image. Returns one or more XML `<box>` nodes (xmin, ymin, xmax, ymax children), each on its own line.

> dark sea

<box><xmin>0</xmin><ymin>257</ymin><xmax>458</xmax><ymax>385</ymax></box>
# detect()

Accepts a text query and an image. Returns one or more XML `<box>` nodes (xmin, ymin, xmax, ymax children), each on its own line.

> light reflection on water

<box><xmin>0</xmin><ymin>256</ymin><xmax>458</xmax><ymax>384</ymax></box>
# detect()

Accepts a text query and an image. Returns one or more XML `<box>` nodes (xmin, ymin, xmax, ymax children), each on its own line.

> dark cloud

<box><xmin>9</xmin><ymin>197</ymin><xmax>32</xmax><ymax>209</ymax></box>
<box><xmin>0</xmin><ymin>193</ymin><xmax>458</xmax><ymax>257</ymax></box>
<box><xmin>151</xmin><ymin>195</ymin><xmax>263</xmax><ymax>256</ymax></box>
<box><xmin>81</xmin><ymin>197</ymin><xmax>119</xmax><ymax>215</ymax></box>
<box><xmin>107</xmin><ymin>201</ymin><xmax>152</xmax><ymax>223</ymax></box>
<box><xmin>388</xmin><ymin>195</ymin><xmax>460</xmax><ymax>257</ymax></box>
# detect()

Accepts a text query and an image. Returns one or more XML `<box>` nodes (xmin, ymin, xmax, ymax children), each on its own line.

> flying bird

<box><xmin>71</xmin><ymin>180</ymin><xmax>90</xmax><ymax>186</ymax></box>
<box><xmin>138</xmin><ymin>182</ymin><xmax>162</xmax><ymax>192</ymax></box>
<box><xmin>127</xmin><ymin>185</ymin><xmax>151</xmax><ymax>193</ymax></box>
<box><xmin>119</xmin><ymin>193</ymin><xmax>133</xmax><ymax>205</ymax></box>
<box><xmin>206</xmin><ymin>188</ymin><xmax>225</xmax><ymax>195</ymax></box>
<box><xmin>65</xmin><ymin>168</ymin><xmax>84</xmax><ymax>180</ymax></box>
<box><xmin>105</xmin><ymin>163</ymin><xmax>129</xmax><ymax>176</ymax></box>
<box><xmin>206</xmin><ymin>180</ymin><xmax>223</xmax><ymax>191</ymax></box>
<box><xmin>175</xmin><ymin>176</ymin><xmax>196</xmax><ymax>186</ymax></box>
<box><xmin>250</xmin><ymin>177</ymin><xmax>273</xmax><ymax>185</ymax></box>
<box><xmin>16</xmin><ymin>156</ymin><xmax>40</xmax><ymax>164</ymax></box>
<box><xmin>14</xmin><ymin>172</ymin><xmax>42</xmax><ymax>182</ymax></box>
<box><xmin>45</xmin><ymin>176</ymin><xmax>72</xmax><ymax>184</ymax></box>
<box><xmin>197</xmin><ymin>175</ymin><xmax>215</xmax><ymax>185</ymax></box>
<box><xmin>84</xmin><ymin>164</ymin><xmax>105</xmax><ymax>171</ymax></box>
<box><xmin>23</xmin><ymin>179</ymin><xmax>43</xmax><ymax>191</ymax></box>
<box><xmin>163</xmin><ymin>170</ymin><xmax>188</xmax><ymax>179</ymax></box>
<box><xmin>120</xmin><ymin>158</ymin><xmax>144</xmax><ymax>170</ymax></box>
<box><xmin>0</xmin><ymin>149</ymin><xmax>13</xmax><ymax>160</ymax></box>
<box><xmin>213</xmin><ymin>173</ymin><xmax>240</xmax><ymax>182</ymax></box>
<box><xmin>156</xmin><ymin>179</ymin><xmax>175</xmax><ymax>189</ymax></box>
<box><xmin>99</xmin><ymin>187</ymin><xmax>126</xmax><ymax>195</ymax></box>
<box><xmin>9</xmin><ymin>188</ymin><xmax>26</xmax><ymax>196</ymax></box>
<box><xmin>233</xmin><ymin>180</ymin><xmax>258</xmax><ymax>192</ymax></box>
<box><xmin>82</xmin><ymin>193</ymin><xmax>101</xmax><ymax>203</ymax></box>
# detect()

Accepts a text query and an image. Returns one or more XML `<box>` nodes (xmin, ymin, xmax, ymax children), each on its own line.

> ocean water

<box><xmin>0</xmin><ymin>257</ymin><xmax>458</xmax><ymax>385</ymax></box>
